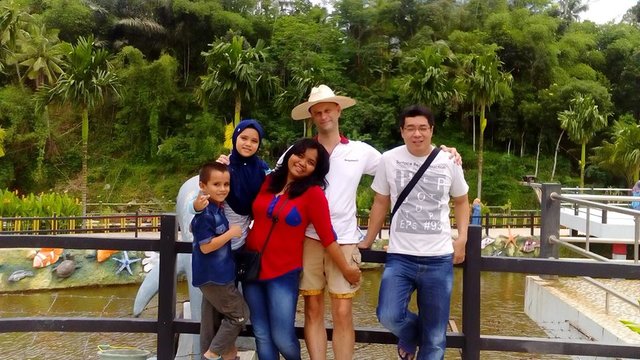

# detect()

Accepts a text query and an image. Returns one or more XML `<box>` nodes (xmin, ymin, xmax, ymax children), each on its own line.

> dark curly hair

<box><xmin>268</xmin><ymin>138</ymin><xmax>330</xmax><ymax>199</ymax></box>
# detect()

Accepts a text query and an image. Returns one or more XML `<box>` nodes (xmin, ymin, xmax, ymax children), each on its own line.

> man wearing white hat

<box><xmin>292</xmin><ymin>85</ymin><xmax>461</xmax><ymax>359</ymax></box>
<box><xmin>292</xmin><ymin>84</ymin><xmax>379</xmax><ymax>360</ymax></box>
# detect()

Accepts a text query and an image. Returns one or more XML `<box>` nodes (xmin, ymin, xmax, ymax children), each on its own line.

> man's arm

<box><xmin>358</xmin><ymin>192</ymin><xmax>391</xmax><ymax>249</ymax></box>
<box><xmin>452</xmin><ymin>194</ymin><xmax>470</xmax><ymax>264</ymax></box>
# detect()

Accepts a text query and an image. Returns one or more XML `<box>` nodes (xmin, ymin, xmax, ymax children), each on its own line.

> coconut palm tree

<box><xmin>197</xmin><ymin>35</ymin><xmax>276</xmax><ymax>128</ymax></box>
<box><xmin>557</xmin><ymin>0</ymin><xmax>588</xmax><ymax>22</ymax></box>
<box><xmin>0</xmin><ymin>1</ymin><xmax>32</xmax><ymax>82</ymax></box>
<box><xmin>591</xmin><ymin>115</ymin><xmax>640</xmax><ymax>185</ymax></box>
<box><xmin>44</xmin><ymin>35</ymin><xmax>120</xmax><ymax>217</ymax></box>
<box><xmin>274</xmin><ymin>68</ymin><xmax>326</xmax><ymax>137</ymax></box>
<box><xmin>11</xmin><ymin>22</ymin><xmax>66</xmax><ymax>89</ymax></box>
<box><xmin>400</xmin><ymin>41</ymin><xmax>460</xmax><ymax>111</ymax></box>
<box><xmin>460</xmin><ymin>45</ymin><xmax>512</xmax><ymax>200</ymax></box>
<box><xmin>558</xmin><ymin>94</ymin><xmax>608</xmax><ymax>188</ymax></box>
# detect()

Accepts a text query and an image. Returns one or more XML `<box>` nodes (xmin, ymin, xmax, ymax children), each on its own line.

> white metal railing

<box><xmin>583</xmin><ymin>277</ymin><xmax>640</xmax><ymax>315</ymax></box>
<box><xmin>547</xmin><ymin>190</ymin><xmax>640</xmax><ymax>316</ymax></box>
<box><xmin>550</xmin><ymin>192</ymin><xmax>640</xmax><ymax>263</ymax></box>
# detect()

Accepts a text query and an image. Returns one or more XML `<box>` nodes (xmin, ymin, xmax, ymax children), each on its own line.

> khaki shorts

<box><xmin>299</xmin><ymin>237</ymin><xmax>361</xmax><ymax>298</ymax></box>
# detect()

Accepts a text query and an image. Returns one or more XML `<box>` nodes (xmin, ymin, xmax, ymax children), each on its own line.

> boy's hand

<box><xmin>193</xmin><ymin>192</ymin><xmax>210</xmax><ymax>212</ymax></box>
<box><xmin>228</xmin><ymin>224</ymin><xmax>242</xmax><ymax>238</ymax></box>
<box><xmin>217</xmin><ymin>154</ymin><xmax>231</xmax><ymax>165</ymax></box>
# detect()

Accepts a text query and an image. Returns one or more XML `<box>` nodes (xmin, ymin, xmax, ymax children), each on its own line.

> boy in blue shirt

<box><xmin>191</xmin><ymin>162</ymin><xmax>248</xmax><ymax>360</ymax></box>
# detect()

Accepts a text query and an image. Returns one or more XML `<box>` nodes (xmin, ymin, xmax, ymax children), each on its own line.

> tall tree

<box><xmin>0</xmin><ymin>1</ymin><xmax>32</xmax><ymax>83</ymax></box>
<box><xmin>115</xmin><ymin>47</ymin><xmax>179</xmax><ymax>159</ymax></box>
<box><xmin>557</xmin><ymin>93</ymin><xmax>608</xmax><ymax>187</ymax></box>
<box><xmin>460</xmin><ymin>45</ymin><xmax>513</xmax><ymax>199</ymax></box>
<box><xmin>44</xmin><ymin>35</ymin><xmax>120</xmax><ymax>217</ymax></box>
<box><xmin>11</xmin><ymin>22</ymin><xmax>66</xmax><ymax>89</ymax></box>
<box><xmin>399</xmin><ymin>41</ymin><xmax>460</xmax><ymax>112</ymax></box>
<box><xmin>591</xmin><ymin>115</ymin><xmax>640</xmax><ymax>185</ymax></box>
<box><xmin>197</xmin><ymin>35</ymin><xmax>275</xmax><ymax>129</ymax></box>
<box><xmin>556</xmin><ymin>0</ymin><xmax>588</xmax><ymax>22</ymax></box>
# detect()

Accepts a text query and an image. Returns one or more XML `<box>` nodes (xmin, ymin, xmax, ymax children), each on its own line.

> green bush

<box><xmin>0</xmin><ymin>189</ymin><xmax>81</xmax><ymax>217</ymax></box>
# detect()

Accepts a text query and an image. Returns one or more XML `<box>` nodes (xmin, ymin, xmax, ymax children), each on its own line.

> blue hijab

<box><xmin>227</xmin><ymin>119</ymin><xmax>269</xmax><ymax>216</ymax></box>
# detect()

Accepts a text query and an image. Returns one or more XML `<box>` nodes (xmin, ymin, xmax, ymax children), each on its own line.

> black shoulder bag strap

<box><xmin>259</xmin><ymin>197</ymin><xmax>289</xmax><ymax>254</ymax></box>
<box><xmin>390</xmin><ymin>147</ymin><xmax>441</xmax><ymax>223</ymax></box>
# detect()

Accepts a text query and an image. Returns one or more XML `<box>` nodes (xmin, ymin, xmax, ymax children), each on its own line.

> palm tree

<box><xmin>197</xmin><ymin>35</ymin><xmax>276</xmax><ymax>129</ymax></box>
<box><xmin>44</xmin><ymin>35</ymin><xmax>120</xmax><ymax>217</ymax></box>
<box><xmin>460</xmin><ymin>45</ymin><xmax>512</xmax><ymax>200</ymax></box>
<box><xmin>11</xmin><ymin>22</ymin><xmax>66</xmax><ymax>89</ymax></box>
<box><xmin>558</xmin><ymin>94</ymin><xmax>608</xmax><ymax>188</ymax></box>
<box><xmin>591</xmin><ymin>115</ymin><xmax>640</xmax><ymax>185</ymax></box>
<box><xmin>557</xmin><ymin>0</ymin><xmax>588</xmax><ymax>22</ymax></box>
<box><xmin>0</xmin><ymin>1</ymin><xmax>32</xmax><ymax>82</ymax></box>
<box><xmin>400</xmin><ymin>41</ymin><xmax>460</xmax><ymax>111</ymax></box>
<box><xmin>274</xmin><ymin>68</ymin><xmax>326</xmax><ymax>137</ymax></box>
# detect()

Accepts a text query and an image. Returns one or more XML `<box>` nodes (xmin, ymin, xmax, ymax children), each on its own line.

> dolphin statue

<box><xmin>133</xmin><ymin>175</ymin><xmax>202</xmax><ymax>358</ymax></box>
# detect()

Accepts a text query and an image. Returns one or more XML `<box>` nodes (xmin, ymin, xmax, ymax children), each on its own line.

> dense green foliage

<box><xmin>0</xmin><ymin>189</ymin><xmax>80</xmax><ymax>217</ymax></box>
<box><xmin>1</xmin><ymin>0</ymin><xmax>640</xmax><ymax>213</ymax></box>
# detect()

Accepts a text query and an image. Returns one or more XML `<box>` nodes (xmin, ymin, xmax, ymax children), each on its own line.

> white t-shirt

<box><xmin>371</xmin><ymin>145</ymin><xmax>468</xmax><ymax>256</ymax></box>
<box><xmin>306</xmin><ymin>139</ymin><xmax>381</xmax><ymax>244</ymax></box>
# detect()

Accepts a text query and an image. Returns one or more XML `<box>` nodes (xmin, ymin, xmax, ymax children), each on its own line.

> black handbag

<box><xmin>234</xmin><ymin>250</ymin><xmax>262</xmax><ymax>282</ymax></box>
<box><xmin>235</xmin><ymin>198</ymin><xmax>288</xmax><ymax>282</ymax></box>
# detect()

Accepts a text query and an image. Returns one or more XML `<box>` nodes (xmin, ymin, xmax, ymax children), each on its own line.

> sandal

<box><xmin>397</xmin><ymin>345</ymin><xmax>415</xmax><ymax>360</ymax></box>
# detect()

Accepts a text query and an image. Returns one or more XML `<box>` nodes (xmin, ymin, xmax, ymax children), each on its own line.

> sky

<box><xmin>581</xmin><ymin>0</ymin><xmax>636</xmax><ymax>24</ymax></box>
<box><xmin>309</xmin><ymin>0</ymin><xmax>637</xmax><ymax>25</ymax></box>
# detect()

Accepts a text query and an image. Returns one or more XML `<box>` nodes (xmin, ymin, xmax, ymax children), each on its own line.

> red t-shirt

<box><xmin>246</xmin><ymin>178</ymin><xmax>336</xmax><ymax>280</ymax></box>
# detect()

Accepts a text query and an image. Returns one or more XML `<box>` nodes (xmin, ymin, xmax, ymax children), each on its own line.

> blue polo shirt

<box><xmin>191</xmin><ymin>202</ymin><xmax>235</xmax><ymax>286</ymax></box>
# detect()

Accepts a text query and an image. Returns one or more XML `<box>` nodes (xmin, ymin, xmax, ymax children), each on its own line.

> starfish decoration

<box><xmin>504</xmin><ymin>227</ymin><xmax>517</xmax><ymax>248</ymax></box>
<box><xmin>113</xmin><ymin>251</ymin><xmax>141</xmax><ymax>275</ymax></box>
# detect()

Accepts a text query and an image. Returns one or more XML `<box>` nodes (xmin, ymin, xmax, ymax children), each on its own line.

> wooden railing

<box><xmin>1</xmin><ymin>215</ymin><xmax>639</xmax><ymax>359</ymax></box>
<box><xmin>1</xmin><ymin>213</ymin><xmax>161</xmax><ymax>237</ymax></box>
<box><xmin>3</xmin><ymin>211</ymin><xmax>541</xmax><ymax>238</ymax></box>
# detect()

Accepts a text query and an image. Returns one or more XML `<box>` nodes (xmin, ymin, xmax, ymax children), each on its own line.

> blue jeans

<box><xmin>242</xmin><ymin>270</ymin><xmax>301</xmax><ymax>360</ymax></box>
<box><xmin>377</xmin><ymin>253</ymin><xmax>453</xmax><ymax>360</ymax></box>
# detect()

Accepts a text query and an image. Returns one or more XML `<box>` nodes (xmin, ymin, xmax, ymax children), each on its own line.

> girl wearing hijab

<box><xmin>192</xmin><ymin>119</ymin><xmax>270</xmax><ymax>250</ymax></box>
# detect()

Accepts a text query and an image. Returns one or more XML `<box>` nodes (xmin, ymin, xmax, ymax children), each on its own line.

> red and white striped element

<box><xmin>32</xmin><ymin>248</ymin><xmax>63</xmax><ymax>268</ymax></box>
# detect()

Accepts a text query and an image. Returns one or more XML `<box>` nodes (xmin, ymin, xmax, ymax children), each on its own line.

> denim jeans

<box><xmin>242</xmin><ymin>269</ymin><xmax>301</xmax><ymax>360</ymax></box>
<box><xmin>377</xmin><ymin>253</ymin><xmax>453</xmax><ymax>360</ymax></box>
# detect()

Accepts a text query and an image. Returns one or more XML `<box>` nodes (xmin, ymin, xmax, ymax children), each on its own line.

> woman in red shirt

<box><xmin>243</xmin><ymin>138</ymin><xmax>361</xmax><ymax>360</ymax></box>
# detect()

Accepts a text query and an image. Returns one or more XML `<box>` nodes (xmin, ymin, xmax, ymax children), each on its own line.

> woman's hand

<box><xmin>343</xmin><ymin>265</ymin><xmax>361</xmax><ymax>285</ymax></box>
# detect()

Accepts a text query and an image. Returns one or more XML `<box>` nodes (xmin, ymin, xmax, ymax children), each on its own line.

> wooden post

<box><xmin>157</xmin><ymin>214</ymin><xmax>178</xmax><ymax>359</ymax></box>
<box><xmin>462</xmin><ymin>225</ymin><xmax>482</xmax><ymax>360</ymax></box>
<box><xmin>540</xmin><ymin>183</ymin><xmax>560</xmax><ymax>280</ymax></box>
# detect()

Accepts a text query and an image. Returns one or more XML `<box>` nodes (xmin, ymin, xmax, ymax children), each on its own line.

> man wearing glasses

<box><xmin>359</xmin><ymin>104</ymin><xmax>469</xmax><ymax>360</ymax></box>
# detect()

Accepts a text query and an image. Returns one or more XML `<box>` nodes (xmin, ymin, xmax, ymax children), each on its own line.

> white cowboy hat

<box><xmin>291</xmin><ymin>84</ymin><xmax>356</xmax><ymax>120</ymax></box>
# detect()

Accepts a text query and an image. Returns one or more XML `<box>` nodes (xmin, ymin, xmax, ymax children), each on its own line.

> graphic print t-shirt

<box><xmin>371</xmin><ymin>145</ymin><xmax>468</xmax><ymax>256</ymax></box>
